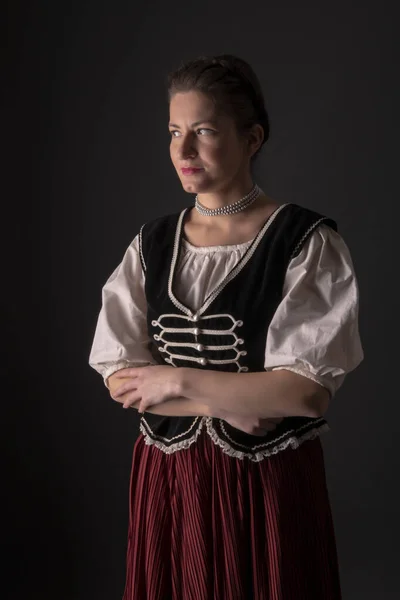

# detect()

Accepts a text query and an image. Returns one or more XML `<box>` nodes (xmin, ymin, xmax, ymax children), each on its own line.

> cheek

<box><xmin>209</xmin><ymin>145</ymin><xmax>238</xmax><ymax>170</ymax></box>
<box><xmin>204</xmin><ymin>142</ymin><xmax>226</xmax><ymax>163</ymax></box>
<box><xmin>170</xmin><ymin>144</ymin><xmax>178</xmax><ymax>165</ymax></box>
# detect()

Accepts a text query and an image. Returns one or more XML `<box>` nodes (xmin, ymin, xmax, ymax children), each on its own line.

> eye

<box><xmin>169</xmin><ymin>128</ymin><xmax>215</xmax><ymax>138</ymax></box>
<box><xmin>197</xmin><ymin>128</ymin><xmax>214</xmax><ymax>135</ymax></box>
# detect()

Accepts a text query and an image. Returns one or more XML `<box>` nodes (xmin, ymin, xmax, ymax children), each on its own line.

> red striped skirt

<box><xmin>122</xmin><ymin>428</ymin><xmax>342</xmax><ymax>600</ymax></box>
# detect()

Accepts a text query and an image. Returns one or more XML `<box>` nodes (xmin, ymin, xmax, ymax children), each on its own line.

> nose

<box><xmin>176</xmin><ymin>133</ymin><xmax>198</xmax><ymax>160</ymax></box>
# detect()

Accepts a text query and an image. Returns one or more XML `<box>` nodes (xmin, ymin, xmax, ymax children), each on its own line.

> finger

<box><xmin>119</xmin><ymin>391</ymin><xmax>141</xmax><ymax>409</ymax></box>
<box><xmin>112</xmin><ymin>390</ymin><xmax>139</xmax><ymax>406</ymax></box>
<box><xmin>114</xmin><ymin>368</ymin><xmax>139</xmax><ymax>379</ymax></box>
<box><xmin>129</xmin><ymin>400</ymin><xmax>142</xmax><ymax>410</ymax></box>
<box><xmin>112</xmin><ymin>391</ymin><xmax>130</xmax><ymax>405</ymax></box>
<box><xmin>113</xmin><ymin>381</ymin><xmax>138</xmax><ymax>398</ymax></box>
<box><xmin>123</xmin><ymin>398</ymin><xmax>139</xmax><ymax>409</ymax></box>
<box><xmin>137</xmin><ymin>399</ymin><xmax>152</xmax><ymax>414</ymax></box>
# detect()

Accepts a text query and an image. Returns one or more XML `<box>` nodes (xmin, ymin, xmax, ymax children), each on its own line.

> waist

<box><xmin>139</xmin><ymin>414</ymin><xmax>329</xmax><ymax>462</ymax></box>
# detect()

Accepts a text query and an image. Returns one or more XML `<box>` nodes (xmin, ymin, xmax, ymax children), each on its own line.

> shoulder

<box><xmin>291</xmin><ymin>222</ymin><xmax>357</xmax><ymax>281</ymax></box>
<box><xmin>283</xmin><ymin>202</ymin><xmax>337</xmax><ymax>229</ymax></box>
<box><xmin>141</xmin><ymin>209</ymin><xmax>185</xmax><ymax>238</ymax></box>
<box><xmin>280</xmin><ymin>203</ymin><xmax>338</xmax><ymax>259</ymax></box>
<box><xmin>139</xmin><ymin>208</ymin><xmax>187</xmax><ymax>271</ymax></box>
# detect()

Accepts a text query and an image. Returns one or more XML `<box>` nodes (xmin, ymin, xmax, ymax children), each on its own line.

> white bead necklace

<box><xmin>194</xmin><ymin>184</ymin><xmax>262</xmax><ymax>217</ymax></box>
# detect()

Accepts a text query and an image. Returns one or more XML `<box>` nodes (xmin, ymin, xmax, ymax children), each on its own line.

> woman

<box><xmin>89</xmin><ymin>54</ymin><xmax>363</xmax><ymax>599</ymax></box>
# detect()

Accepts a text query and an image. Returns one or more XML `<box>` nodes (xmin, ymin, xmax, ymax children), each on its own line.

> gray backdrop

<box><xmin>5</xmin><ymin>0</ymin><xmax>398</xmax><ymax>598</ymax></box>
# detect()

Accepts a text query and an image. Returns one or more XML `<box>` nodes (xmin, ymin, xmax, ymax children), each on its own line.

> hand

<box><xmin>110</xmin><ymin>365</ymin><xmax>181</xmax><ymax>413</ymax></box>
<box><xmin>223</xmin><ymin>414</ymin><xmax>284</xmax><ymax>436</ymax></box>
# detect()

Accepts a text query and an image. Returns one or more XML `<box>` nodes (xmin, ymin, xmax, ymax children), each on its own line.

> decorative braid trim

<box><xmin>167</xmin><ymin>202</ymin><xmax>290</xmax><ymax>319</ymax></box>
<box><xmin>138</xmin><ymin>224</ymin><xmax>146</xmax><ymax>272</ymax></box>
<box><xmin>139</xmin><ymin>416</ymin><xmax>206</xmax><ymax>454</ymax></box>
<box><xmin>289</xmin><ymin>217</ymin><xmax>328</xmax><ymax>259</ymax></box>
<box><xmin>205</xmin><ymin>417</ymin><xmax>330</xmax><ymax>462</ymax></box>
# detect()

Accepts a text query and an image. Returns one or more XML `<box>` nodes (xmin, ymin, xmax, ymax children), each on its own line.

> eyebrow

<box><xmin>168</xmin><ymin>120</ymin><xmax>218</xmax><ymax>129</ymax></box>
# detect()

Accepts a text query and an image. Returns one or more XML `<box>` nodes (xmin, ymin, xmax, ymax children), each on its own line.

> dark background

<box><xmin>4</xmin><ymin>1</ymin><xmax>398</xmax><ymax>598</ymax></box>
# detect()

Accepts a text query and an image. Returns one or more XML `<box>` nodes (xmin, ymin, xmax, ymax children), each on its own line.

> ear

<box><xmin>247</xmin><ymin>123</ymin><xmax>264</xmax><ymax>158</ymax></box>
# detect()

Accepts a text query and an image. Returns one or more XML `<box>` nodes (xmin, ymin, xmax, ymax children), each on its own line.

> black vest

<box><xmin>138</xmin><ymin>202</ymin><xmax>337</xmax><ymax>461</ymax></box>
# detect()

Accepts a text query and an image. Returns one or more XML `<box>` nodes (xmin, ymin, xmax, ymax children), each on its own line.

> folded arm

<box><xmin>107</xmin><ymin>372</ymin><xmax>211</xmax><ymax>417</ymax></box>
<box><xmin>108</xmin><ymin>370</ymin><xmax>284</xmax><ymax>435</ymax></box>
<box><xmin>109</xmin><ymin>365</ymin><xmax>329</xmax><ymax>419</ymax></box>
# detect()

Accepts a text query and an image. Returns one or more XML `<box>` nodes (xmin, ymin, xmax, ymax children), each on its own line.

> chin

<box><xmin>180</xmin><ymin>177</ymin><xmax>213</xmax><ymax>195</ymax></box>
<box><xmin>181</xmin><ymin>182</ymin><xmax>200</xmax><ymax>194</ymax></box>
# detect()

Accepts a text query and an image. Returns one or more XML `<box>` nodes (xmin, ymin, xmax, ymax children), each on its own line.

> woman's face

<box><xmin>169</xmin><ymin>90</ymin><xmax>253</xmax><ymax>195</ymax></box>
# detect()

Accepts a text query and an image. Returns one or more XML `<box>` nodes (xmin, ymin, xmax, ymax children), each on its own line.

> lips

<box><xmin>181</xmin><ymin>168</ymin><xmax>204</xmax><ymax>175</ymax></box>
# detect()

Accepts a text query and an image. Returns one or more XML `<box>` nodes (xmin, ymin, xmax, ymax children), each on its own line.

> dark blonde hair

<box><xmin>167</xmin><ymin>54</ymin><xmax>269</xmax><ymax>163</ymax></box>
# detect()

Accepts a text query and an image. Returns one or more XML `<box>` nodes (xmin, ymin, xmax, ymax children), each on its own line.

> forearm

<box><xmin>132</xmin><ymin>397</ymin><xmax>211</xmax><ymax>417</ymax></box>
<box><xmin>108</xmin><ymin>375</ymin><xmax>211</xmax><ymax>417</ymax></box>
<box><xmin>177</xmin><ymin>367</ymin><xmax>329</xmax><ymax>419</ymax></box>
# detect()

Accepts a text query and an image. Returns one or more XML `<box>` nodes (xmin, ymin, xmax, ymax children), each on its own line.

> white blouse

<box><xmin>89</xmin><ymin>224</ymin><xmax>364</xmax><ymax>398</ymax></box>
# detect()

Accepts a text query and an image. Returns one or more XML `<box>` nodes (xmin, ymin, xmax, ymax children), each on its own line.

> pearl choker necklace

<box><xmin>194</xmin><ymin>184</ymin><xmax>262</xmax><ymax>216</ymax></box>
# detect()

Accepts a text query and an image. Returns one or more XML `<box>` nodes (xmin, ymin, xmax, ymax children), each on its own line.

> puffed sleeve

<box><xmin>264</xmin><ymin>224</ymin><xmax>364</xmax><ymax>398</ymax></box>
<box><xmin>88</xmin><ymin>235</ymin><xmax>157</xmax><ymax>387</ymax></box>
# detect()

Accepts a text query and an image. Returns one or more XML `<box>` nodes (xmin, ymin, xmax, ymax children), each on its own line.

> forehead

<box><xmin>169</xmin><ymin>90</ymin><xmax>220</xmax><ymax>121</ymax></box>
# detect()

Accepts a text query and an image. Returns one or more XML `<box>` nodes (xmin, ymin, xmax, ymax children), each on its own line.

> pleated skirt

<box><xmin>122</xmin><ymin>428</ymin><xmax>342</xmax><ymax>600</ymax></box>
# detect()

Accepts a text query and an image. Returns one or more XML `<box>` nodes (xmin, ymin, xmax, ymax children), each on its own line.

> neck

<box><xmin>194</xmin><ymin>183</ymin><xmax>265</xmax><ymax>221</ymax></box>
<box><xmin>196</xmin><ymin>179</ymin><xmax>255</xmax><ymax>210</ymax></box>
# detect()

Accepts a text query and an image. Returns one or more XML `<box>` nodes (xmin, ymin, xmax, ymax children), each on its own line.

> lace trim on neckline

<box><xmin>181</xmin><ymin>237</ymin><xmax>254</xmax><ymax>253</ymax></box>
